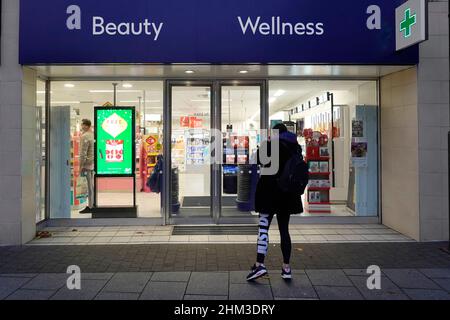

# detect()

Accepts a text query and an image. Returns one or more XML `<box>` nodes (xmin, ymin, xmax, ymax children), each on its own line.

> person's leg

<box><xmin>276</xmin><ymin>213</ymin><xmax>292</xmax><ymax>268</ymax></box>
<box><xmin>86</xmin><ymin>170</ymin><xmax>94</xmax><ymax>208</ymax></box>
<box><xmin>256</xmin><ymin>213</ymin><xmax>275</xmax><ymax>265</ymax></box>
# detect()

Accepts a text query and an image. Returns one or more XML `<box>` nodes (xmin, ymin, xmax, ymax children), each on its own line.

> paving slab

<box><xmin>21</xmin><ymin>273</ymin><xmax>67</xmax><ymax>291</ymax></box>
<box><xmin>229</xmin><ymin>283</ymin><xmax>273</xmax><ymax>300</ymax></box>
<box><xmin>184</xmin><ymin>295</ymin><xmax>228</xmax><ymax>300</ymax></box>
<box><xmin>419</xmin><ymin>269</ymin><xmax>450</xmax><ymax>279</ymax></box>
<box><xmin>305</xmin><ymin>269</ymin><xmax>353</xmax><ymax>287</ymax></box>
<box><xmin>270</xmin><ymin>274</ymin><xmax>317</xmax><ymax>299</ymax></box>
<box><xmin>50</xmin><ymin>279</ymin><xmax>107</xmax><ymax>300</ymax></box>
<box><xmin>95</xmin><ymin>292</ymin><xmax>140</xmax><ymax>300</ymax></box>
<box><xmin>0</xmin><ymin>277</ymin><xmax>33</xmax><ymax>299</ymax></box>
<box><xmin>185</xmin><ymin>272</ymin><xmax>229</xmax><ymax>296</ymax></box>
<box><xmin>349</xmin><ymin>276</ymin><xmax>409</xmax><ymax>300</ymax></box>
<box><xmin>229</xmin><ymin>271</ymin><xmax>270</xmax><ymax>285</ymax></box>
<box><xmin>383</xmin><ymin>269</ymin><xmax>441</xmax><ymax>290</ymax></box>
<box><xmin>151</xmin><ymin>272</ymin><xmax>191</xmax><ymax>282</ymax></box>
<box><xmin>343</xmin><ymin>269</ymin><xmax>373</xmax><ymax>277</ymax></box>
<box><xmin>102</xmin><ymin>272</ymin><xmax>152</xmax><ymax>293</ymax></box>
<box><xmin>81</xmin><ymin>273</ymin><xmax>114</xmax><ymax>280</ymax></box>
<box><xmin>139</xmin><ymin>281</ymin><xmax>187</xmax><ymax>300</ymax></box>
<box><xmin>0</xmin><ymin>273</ymin><xmax>37</xmax><ymax>278</ymax></box>
<box><xmin>314</xmin><ymin>286</ymin><xmax>364</xmax><ymax>300</ymax></box>
<box><xmin>403</xmin><ymin>288</ymin><xmax>450</xmax><ymax>300</ymax></box>
<box><xmin>431</xmin><ymin>278</ymin><xmax>450</xmax><ymax>292</ymax></box>
<box><xmin>5</xmin><ymin>289</ymin><xmax>55</xmax><ymax>300</ymax></box>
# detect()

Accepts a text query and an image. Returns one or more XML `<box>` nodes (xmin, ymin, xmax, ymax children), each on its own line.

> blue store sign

<box><xmin>19</xmin><ymin>0</ymin><xmax>418</xmax><ymax>64</ymax></box>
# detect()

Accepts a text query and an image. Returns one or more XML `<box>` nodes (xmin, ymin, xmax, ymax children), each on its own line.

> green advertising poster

<box><xmin>95</xmin><ymin>107</ymin><xmax>135</xmax><ymax>176</ymax></box>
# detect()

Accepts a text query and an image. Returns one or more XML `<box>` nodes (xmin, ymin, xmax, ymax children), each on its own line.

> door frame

<box><xmin>163</xmin><ymin>79</ymin><xmax>268</xmax><ymax>225</ymax></box>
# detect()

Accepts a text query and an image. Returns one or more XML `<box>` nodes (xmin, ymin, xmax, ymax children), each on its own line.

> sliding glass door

<box><xmin>166</xmin><ymin>81</ymin><xmax>265</xmax><ymax>224</ymax></box>
<box><xmin>167</xmin><ymin>82</ymin><xmax>214</xmax><ymax>222</ymax></box>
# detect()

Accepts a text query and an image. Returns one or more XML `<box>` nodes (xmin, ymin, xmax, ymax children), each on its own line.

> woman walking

<box><xmin>247</xmin><ymin>123</ymin><xmax>305</xmax><ymax>281</ymax></box>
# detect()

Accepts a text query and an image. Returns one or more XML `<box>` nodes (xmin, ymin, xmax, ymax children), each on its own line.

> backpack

<box><xmin>277</xmin><ymin>142</ymin><xmax>309</xmax><ymax>194</ymax></box>
<box><xmin>147</xmin><ymin>156</ymin><xmax>163</xmax><ymax>193</ymax></box>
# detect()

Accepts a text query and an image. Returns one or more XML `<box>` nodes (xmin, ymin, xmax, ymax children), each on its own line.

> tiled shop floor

<box><xmin>29</xmin><ymin>224</ymin><xmax>412</xmax><ymax>245</ymax></box>
<box><xmin>1</xmin><ymin>268</ymin><xmax>450</xmax><ymax>300</ymax></box>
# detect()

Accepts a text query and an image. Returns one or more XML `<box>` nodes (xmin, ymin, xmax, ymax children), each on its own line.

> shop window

<box><xmin>47</xmin><ymin>81</ymin><xmax>164</xmax><ymax>219</ymax></box>
<box><xmin>269</xmin><ymin>80</ymin><xmax>379</xmax><ymax>217</ymax></box>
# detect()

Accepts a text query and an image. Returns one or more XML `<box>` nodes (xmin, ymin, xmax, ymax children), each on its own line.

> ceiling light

<box><xmin>122</xmin><ymin>83</ymin><xmax>133</xmax><ymax>88</ymax></box>
<box><xmin>51</xmin><ymin>101</ymin><xmax>81</xmax><ymax>104</ymax></box>
<box><xmin>89</xmin><ymin>90</ymin><xmax>141</xmax><ymax>93</ymax></box>
<box><xmin>269</xmin><ymin>97</ymin><xmax>277</xmax><ymax>104</ymax></box>
<box><xmin>185</xmin><ymin>70</ymin><xmax>195</xmax><ymax>74</ymax></box>
<box><xmin>239</xmin><ymin>70</ymin><xmax>249</xmax><ymax>74</ymax></box>
<box><xmin>64</xmin><ymin>83</ymin><xmax>75</xmax><ymax>88</ymax></box>
<box><xmin>119</xmin><ymin>100</ymin><xmax>161</xmax><ymax>103</ymax></box>
<box><xmin>274</xmin><ymin>90</ymin><xmax>286</xmax><ymax>97</ymax></box>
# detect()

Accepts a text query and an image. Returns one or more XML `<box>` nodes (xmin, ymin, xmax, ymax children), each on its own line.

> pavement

<box><xmin>29</xmin><ymin>224</ymin><xmax>412</xmax><ymax>245</ymax></box>
<box><xmin>0</xmin><ymin>242</ymin><xmax>450</xmax><ymax>300</ymax></box>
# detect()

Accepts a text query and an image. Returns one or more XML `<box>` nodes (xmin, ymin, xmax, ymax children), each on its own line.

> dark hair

<box><xmin>272</xmin><ymin>123</ymin><xmax>288</xmax><ymax>133</ymax></box>
<box><xmin>81</xmin><ymin>119</ymin><xmax>92</xmax><ymax>128</ymax></box>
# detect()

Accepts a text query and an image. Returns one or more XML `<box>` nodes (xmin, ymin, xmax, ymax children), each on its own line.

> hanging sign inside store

<box><xmin>19</xmin><ymin>0</ymin><xmax>418</xmax><ymax>64</ymax></box>
<box><xmin>395</xmin><ymin>0</ymin><xmax>428</xmax><ymax>51</ymax></box>
<box><xmin>95</xmin><ymin>107</ymin><xmax>135</xmax><ymax>176</ymax></box>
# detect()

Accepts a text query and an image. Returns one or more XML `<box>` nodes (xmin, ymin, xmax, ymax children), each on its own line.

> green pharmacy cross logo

<box><xmin>400</xmin><ymin>8</ymin><xmax>417</xmax><ymax>38</ymax></box>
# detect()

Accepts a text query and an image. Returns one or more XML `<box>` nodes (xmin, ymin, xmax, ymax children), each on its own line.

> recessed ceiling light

<box><xmin>122</xmin><ymin>83</ymin><xmax>133</xmax><ymax>88</ymax></box>
<box><xmin>239</xmin><ymin>70</ymin><xmax>249</xmax><ymax>74</ymax></box>
<box><xmin>185</xmin><ymin>70</ymin><xmax>195</xmax><ymax>74</ymax></box>
<box><xmin>64</xmin><ymin>83</ymin><xmax>75</xmax><ymax>88</ymax></box>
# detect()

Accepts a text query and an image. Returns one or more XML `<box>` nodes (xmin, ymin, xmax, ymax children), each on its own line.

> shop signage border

<box><xmin>20</xmin><ymin>0</ymin><xmax>418</xmax><ymax>65</ymax></box>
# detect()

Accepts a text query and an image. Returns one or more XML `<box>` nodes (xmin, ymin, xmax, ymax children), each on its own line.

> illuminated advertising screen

<box><xmin>95</xmin><ymin>107</ymin><xmax>135</xmax><ymax>176</ymax></box>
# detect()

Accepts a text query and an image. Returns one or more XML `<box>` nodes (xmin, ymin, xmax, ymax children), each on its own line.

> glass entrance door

<box><xmin>168</xmin><ymin>83</ymin><xmax>213</xmax><ymax>222</ymax></box>
<box><xmin>166</xmin><ymin>81</ymin><xmax>265</xmax><ymax>224</ymax></box>
<box><xmin>218</xmin><ymin>83</ymin><xmax>263</xmax><ymax>223</ymax></box>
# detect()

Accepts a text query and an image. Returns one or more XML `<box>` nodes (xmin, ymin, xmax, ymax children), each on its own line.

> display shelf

<box><xmin>308</xmin><ymin>156</ymin><xmax>330</xmax><ymax>161</ymax></box>
<box><xmin>139</xmin><ymin>134</ymin><xmax>161</xmax><ymax>192</ymax></box>
<box><xmin>304</xmin><ymin>129</ymin><xmax>331</xmax><ymax>214</ymax></box>
<box><xmin>307</xmin><ymin>202</ymin><xmax>331</xmax><ymax>205</ymax></box>
<box><xmin>307</xmin><ymin>187</ymin><xmax>331</xmax><ymax>191</ymax></box>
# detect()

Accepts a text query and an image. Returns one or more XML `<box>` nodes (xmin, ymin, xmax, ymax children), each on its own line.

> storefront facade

<box><xmin>0</xmin><ymin>0</ymin><xmax>448</xmax><ymax>244</ymax></box>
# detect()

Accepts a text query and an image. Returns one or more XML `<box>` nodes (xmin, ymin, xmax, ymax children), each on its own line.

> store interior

<box><xmin>37</xmin><ymin>79</ymin><xmax>378</xmax><ymax>220</ymax></box>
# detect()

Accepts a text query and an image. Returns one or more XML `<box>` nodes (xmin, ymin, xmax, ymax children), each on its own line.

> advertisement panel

<box><xmin>95</xmin><ymin>107</ymin><xmax>135</xmax><ymax>176</ymax></box>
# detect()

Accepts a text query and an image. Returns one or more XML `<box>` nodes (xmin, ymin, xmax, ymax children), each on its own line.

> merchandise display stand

<box><xmin>304</xmin><ymin>129</ymin><xmax>331</xmax><ymax>214</ymax></box>
<box><xmin>139</xmin><ymin>135</ymin><xmax>160</xmax><ymax>192</ymax></box>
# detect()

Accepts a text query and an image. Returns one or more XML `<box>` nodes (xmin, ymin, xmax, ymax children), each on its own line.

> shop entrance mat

<box><xmin>172</xmin><ymin>225</ymin><xmax>258</xmax><ymax>235</ymax></box>
<box><xmin>181</xmin><ymin>196</ymin><xmax>237</xmax><ymax>207</ymax></box>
